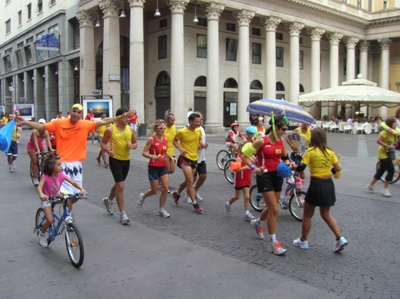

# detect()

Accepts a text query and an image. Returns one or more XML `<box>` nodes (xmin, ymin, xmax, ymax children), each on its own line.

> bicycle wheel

<box><xmin>216</xmin><ymin>150</ymin><xmax>230</xmax><ymax>170</ymax></box>
<box><xmin>376</xmin><ymin>161</ymin><xmax>400</xmax><ymax>184</ymax></box>
<box><xmin>65</xmin><ymin>223</ymin><xmax>84</xmax><ymax>268</ymax></box>
<box><xmin>289</xmin><ymin>190</ymin><xmax>306</xmax><ymax>222</ymax></box>
<box><xmin>30</xmin><ymin>161</ymin><xmax>41</xmax><ymax>186</ymax></box>
<box><xmin>249</xmin><ymin>185</ymin><xmax>266</xmax><ymax>212</ymax></box>
<box><xmin>34</xmin><ymin>208</ymin><xmax>53</xmax><ymax>246</ymax></box>
<box><xmin>224</xmin><ymin>161</ymin><xmax>235</xmax><ymax>184</ymax></box>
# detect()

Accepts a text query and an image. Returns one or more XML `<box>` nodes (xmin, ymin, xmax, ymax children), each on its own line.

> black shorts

<box><xmin>177</xmin><ymin>155</ymin><xmax>197</xmax><ymax>169</ymax></box>
<box><xmin>195</xmin><ymin>161</ymin><xmax>207</xmax><ymax>176</ymax></box>
<box><xmin>148</xmin><ymin>166</ymin><xmax>168</xmax><ymax>181</ymax></box>
<box><xmin>305</xmin><ymin>178</ymin><xmax>336</xmax><ymax>207</ymax></box>
<box><xmin>109</xmin><ymin>157</ymin><xmax>130</xmax><ymax>183</ymax></box>
<box><xmin>256</xmin><ymin>171</ymin><xmax>284</xmax><ymax>193</ymax></box>
<box><xmin>235</xmin><ymin>185</ymin><xmax>250</xmax><ymax>191</ymax></box>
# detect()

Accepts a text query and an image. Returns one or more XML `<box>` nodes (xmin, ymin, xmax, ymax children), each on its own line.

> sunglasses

<box><xmin>280</xmin><ymin>127</ymin><xmax>288</xmax><ymax>132</ymax></box>
<box><xmin>157</xmin><ymin>127</ymin><xmax>166</xmax><ymax>130</ymax></box>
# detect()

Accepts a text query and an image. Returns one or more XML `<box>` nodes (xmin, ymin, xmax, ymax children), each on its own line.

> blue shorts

<box><xmin>148</xmin><ymin>166</ymin><xmax>168</xmax><ymax>181</ymax></box>
<box><xmin>6</xmin><ymin>141</ymin><xmax>18</xmax><ymax>157</ymax></box>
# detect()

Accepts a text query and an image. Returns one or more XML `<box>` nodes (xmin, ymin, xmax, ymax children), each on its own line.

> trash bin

<box><xmin>138</xmin><ymin>123</ymin><xmax>147</xmax><ymax>137</ymax></box>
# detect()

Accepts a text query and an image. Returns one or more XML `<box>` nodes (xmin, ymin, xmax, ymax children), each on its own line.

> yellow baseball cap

<box><xmin>71</xmin><ymin>103</ymin><xmax>84</xmax><ymax>111</ymax></box>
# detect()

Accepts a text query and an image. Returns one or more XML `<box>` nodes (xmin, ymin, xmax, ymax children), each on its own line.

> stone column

<box><xmin>344</xmin><ymin>37</ymin><xmax>359</xmax><ymax>81</ymax></box>
<box><xmin>129</xmin><ymin>0</ymin><xmax>145</xmax><ymax>124</ymax></box>
<box><xmin>261</xmin><ymin>16</ymin><xmax>281</xmax><ymax>99</ymax></box>
<box><xmin>57</xmin><ymin>61</ymin><xmax>74</xmax><ymax>113</ymax></box>
<box><xmin>378</xmin><ymin>38</ymin><xmax>392</xmax><ymax>119</ymax></box>
<box><xmin>233</xmin><ymin>9</ymin><xmax>254</xmax><ymax>125</ymax></box>
<box><xmin>327</xmin><ymin>32</ymin><xmax>343</xmax><ymax>119</ymax></box>
<box><xmin>359</xmin><ymin>41</ymin><xmax>369</xmax><ymax>80</ymax></box>
<box><xmin>286</xmin><ymin>22</ymin><xmax>304</xmax><ymax>105</ymax></box>
<box><xmin>100</xmin><ymin>0</ymin><xmax>122</xmax><ymax>115</ymax></box>
<box><xmin>167</xmin><ymin>0</ymin><xmax>189</xmax><ymax>127</ymax></box>
<box><xmin>204</xmin><ymin>2</ymin><xmax>225</xmax><ymax>133</ymax></box>
<box><xmin>76</xmin><ymin>10</ymin><xmax>96</xmax><ymax>97</ymax></box>
<box><xmin>307</xmin><ymin>27</ymin><xmax>325</xmax><ymax>120</ymax></box>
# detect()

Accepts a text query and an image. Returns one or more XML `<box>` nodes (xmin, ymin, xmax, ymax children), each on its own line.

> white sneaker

<box><xmin>38</xmin><ymin>233</ymin><xmax>48</xmax><ymax>248</ymax></box>
<box><xmin>33</xmin><ymin>178</ymin><xmax>39</xmax><ymax>186</ymax></box>
<box><xmin>9</xmin><ymin>165</ymin><xmax>14</xmax><ymax>173</ymax></box>
<box><xmin>293</xmin><ymin>237</ymin><xmax>309</xmax><ymax>249</ymax></box>
<box><xmin>365</xmin><ymin>184</ymin><xmax>376</xmax><ymax>193</ymax></box>
<box><xmin>250</xmin><ymin>219</ymin><xmax>264</xmax><ymax>240</ymax></box>
<box><xmin>137</xmin><ymin>193</ymin><xmax>145</xmax><ymax>208</ymax></box>
<box><xmin>195</xmin><ymin>191</ymin><xmax>203</xmax><ymax>202</ymax></box>
<box><xmin>381</xmin><ymin>188</ymin><xmax>391</xmax><ymax>197</ymax></box>
<box><xmin>268</xmin><ymin>241</ymin><xmax>287</xmax><ymax>256</ymax></box>
<box><xmin>333</xmin><ymin>236</ymin><xmax>348</xmax><ymax>253</ymax></box>
<box><xmin>157</xmin><ymin>208</ymin><xmax>170</xmax><ymax>218</ymax></box>
<box><xmin>244</xmin><ymin>212</ymin><xmax>255</xmax><ymax>222</ymax></box>
<box><xmin>120</xmin><ymin>212</ymin><xmax>130</xmax><ymax>224</ymax></box>
<box><xmin>102</xmin><ymin>197</ymin><xmax>113</xmax><ymax>215</ymax></box>
<box><xmin>185</xmin><ymin>193</ymin><xmax>192</xmax><ymax>204</ymax></box>
<box><xmin>225</xmin><ymin>202</ymin><xmax>231</xmax><ymax>215</ymax></box>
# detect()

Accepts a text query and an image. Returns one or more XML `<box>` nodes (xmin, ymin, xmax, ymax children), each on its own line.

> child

<box><xmin>225</xmin><ymin>122</ymin><xmax>244</xmax><ymax>158</ymax></box>
<box><xmin>292</xmin><ymin>128</ymin><xmax>347</xmax><ymax>252</ymax></box>
<box><xmin>225</xmin><ymin>146</ymin><xmax>255</xmax><ymax>221</ymax></box>
<box><xmin>36</xmin><ymin>152</ymin><xmax>86</xmax><ymax>248</ymax></box>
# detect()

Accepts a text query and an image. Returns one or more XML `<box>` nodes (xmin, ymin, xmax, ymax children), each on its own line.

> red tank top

<box><xmin>256</xmin><ymin>136</ymin><xmax>284</xmax><ymax>171</ymax></box>
<box><xmin>234</xmin><ymin>155</ymin><xmax>252</xmax><ymax>188</ymax></box>
<box><xmin>148</xmin><ymin>135</ymin><xmax>168</xmax><ymax>167</ymax></box>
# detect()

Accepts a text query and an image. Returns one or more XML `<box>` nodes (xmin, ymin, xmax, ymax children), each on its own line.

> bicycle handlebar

<box><xmin>48</xmin><ymin>193</ymin><xmax>87</xmax><ymax>203</ymax></box>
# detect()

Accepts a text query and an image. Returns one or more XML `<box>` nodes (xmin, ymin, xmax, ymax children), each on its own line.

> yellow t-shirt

<box><xmin>164</xmin><ymin>124</ymin><xmax>176</xmax><ymax>157</ymax></box>
<box><xmin>377</xmin><ymin>130</ymin><xmax>396</xmax><ymax>160</ymax></box>
<box><xmin>302</xmin><ymin>147</ymin><xmax>338</xmax><ymax>177</ymax></box>
<box><xmin>97</xmin><ymin>124</ymin><xmax>109</xmax><ymax>138</ymax></box>
<box><xmin>295</xmin><ymin>127</ymin><xmax>311</xmax><ymax>148</ymax></box>
<box><xmin>175</xmin><ymin>127</ymin><xmax>202</xmax><ymax>161</ymax></box>
<box><xmin>109</xmin><ymin>124</ymin><xmax>132</xmax><ymax>161</ymax></box>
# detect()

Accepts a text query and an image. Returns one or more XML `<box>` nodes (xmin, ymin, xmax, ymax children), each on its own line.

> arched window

<box><xmin>194</xmin><ymin>76</ymin><xmax>207</xmax><ymax>87</ymax></box>
<box><xmin>224</xmin><ymin>78</ymin><xmax>238</xmax><ymax>88</ymax></box>
<box><xmin>250</xmin><ymin>80</ymin><xmax>263</xmax><ymax>90</ymax></box>
<box><xmin>156</xmin><ymin>71</ymin><xmax>170</xmax><ymax>86</ymax></box>
<box><xmin>276</xmin><ymin>82</ymin><xmax>285</xmax><ymax>91</ymax></box>
<box><xmin>299</xmin><ymin>84</ymin><xmax>304</xmax><ymax>92</ymax></box>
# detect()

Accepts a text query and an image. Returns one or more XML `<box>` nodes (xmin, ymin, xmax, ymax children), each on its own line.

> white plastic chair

<box><xmin>343</xmin><ymin>124</ymin><xmax>352</xmax><ymax>134</ymax></box>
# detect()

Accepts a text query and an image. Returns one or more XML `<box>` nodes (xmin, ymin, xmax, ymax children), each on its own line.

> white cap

<box><xmin>38</xmin><ymin>118</ymin><xmax>46</xmax><ymax>124</ymax></box>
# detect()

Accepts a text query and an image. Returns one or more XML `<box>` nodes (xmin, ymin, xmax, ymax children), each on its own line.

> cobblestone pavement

<box><xmin>13</xmin><ymin>130</ymin><xmax>400</xmax><ymax>298</ymax></box>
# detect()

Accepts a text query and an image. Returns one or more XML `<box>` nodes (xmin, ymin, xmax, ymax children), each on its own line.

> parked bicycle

<box><xmin>30</xmin><ymin>151</ymin><xmax>50</xmax><ymax>187</ymax></box>
<box><xmin>249</xmin><ymin>172</ymin><xmax>306</xmax><ymax>221</ymax></box>
<box><xmin>33</xmin><ymin>193</ymin><xmax>86</xmax><ymax>268</ymax></box>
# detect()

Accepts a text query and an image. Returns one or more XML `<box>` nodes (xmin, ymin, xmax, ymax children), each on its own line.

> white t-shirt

<box><xmin>197</xmin><ymin>126</ymin><xmax>206</xmax><ymax>163</ymax></box>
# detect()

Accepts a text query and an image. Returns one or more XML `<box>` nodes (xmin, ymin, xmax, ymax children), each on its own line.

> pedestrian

<box><xmin>255</xmin><ymin>117</ymin><xmax>266</xmax><ymax>136</ymax></box>
<box><xmin>26</xmin><ymin>118</ymin><xmax>54</xmax><ymax>186</ymax></box>
<box><xmin>164</xmin><ymin>108</ymin><xmax>171</xmax><ymax>120</ymax></box>
<box><xmin>36</xmin><ymin>152</ymin><xmax>86</xmax><ymax>248</ymax></box>
<box><xmin>129</xmin><ymin>109</ymin><xmax>140</xmax><ymax>131</ymax></box>
<box><xmin>85</xmin><ymin>108</ymin><xmax>96</xmax><ymax>144</ymax></box>
<box><xmin>16</xmin><ymin>103</ymin><xmax>130</xmax><ymax>195</ymax></box>
<box><xmin>241</xmin><ymin>115</ymin><xmax>290</xmax><ymax>256</ymax></box>
<box><xmin>187</xmin><ymin>107</ymin><xmax>193</xmax><ymax>119</ymax></box>
<box><xmin>365</xmin><ymin>117</ymin><xmax>397</xmax><ymax>197</ymax></box>
<box><xmin>96</xmin><ymin>112</ymin><xmax>109</xmax><ymax>168</ymax></box>
<box><xmin>164</xmin><ymin>113</ymin><xmax>177</xmax><ymax>175</ymax></box>
<box><xmin>1</xmin><ymin>112</ymin><xmax>18</xmax><ymax>173</ymax></box>
<box><xmin>224</xmin><ymin>144</ymin><xmax>255</xmax><ymax>221</ymax></box>
<box><xmin>137</xmin><ymin>119</ymin><xmax>171</xmax><ymax>218</ymax></box>
<box><xmin>170</xmin><ymin>112</ymin><xmax>206</xmax><ymax>213</ymax></box>
<box><xmin>292</xmin><ymin>127</ymin><xmax>347</xmax><ymax>253</ymax></box>
<box><xmin>101</xmin><ymin>108</ymin><xmax>138</xmax><ymax>224</ymax></box>
<box><xmin>184</xmin><ymin>111</ymin><xmax>208</xmax><ymax>203</ymax></box>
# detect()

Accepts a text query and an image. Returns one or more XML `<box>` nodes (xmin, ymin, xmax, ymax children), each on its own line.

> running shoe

<box><xmin>381</xmin><ymin>188</ymin><xmax>391</xmax><ymax>197</ymax></box>
<box><xmin>365</xmin><ymin>184</ymin><xmax>376</xmax><ymax>193</ymax></box>
<box><xmin>102</xmin><ymin>197</ymin><xmax>114</xmax><ymax>215</ymax></box>
<box><xmin>193</xmin><ymin>203</ymin><xmax>203</xmax><ymax>214</ymax></box>
<box><xmin>250</xmin><ymin>219</ymin><xmax>264</xmax><ymax>240</ymax></box>
<box><xmin>157</xmin><ymin>208</ymin><xmax>170</xmax><ymax>218</ymax></box>
<box><xmin>268</xmin><ymin>241</ymin><xmax>287</xmax><ymax>256</ymax></box>
<box><xmin>137</xmin><ymin>193</ymin><xmax>145</xmax><ymax>208</ymax></box>
<box><xmin>120</xmin><ymin>211</ymin><xmax>130</xmax><ymax>224</ymax></box>
<box><xmin>293</xmin><ymin>237</ymin><xmax>309</xmax><ymax>249</ymax></box>
<box><xmin>9</xmin><ymin>165</ymin><xmax>14</xmax><ymax>173</ymax></box>
<box><xmin>104</xmin><ymin>163</ymin><xmax>109</xmax><ymax>168</ymax></box>
<box><xmin>185</xmin><ymin>193</ymin><xmax>192</xmax><ymax>204</ymax></box>
<box><xmin>225</xmin><ymin>202</ymin><xmax>231</xmax><ymax>215</ymax></box>
<box><xmin>38</xmin><ymin>233</ymin><xmax>48</xmax><ymax>248</ymax></box>
<box><xmin>195</xmin><ymin>191</ymin><xmax>203</xmax><ymax>202</ymax></box>
<box><xmin>244</xmin><ymin>212</ymin><xmax>255</xmax><ymax>222</ymax></box>
<box><xmin>171</xmin><ymin>191</ymin><xmax>180</xmax><ymax>205</ymax></box>
<box><xmin>281</xmin><ymin>199</ymin><xmax>289</xmax><ymax>209</ymax></box>
<box><xmin>333</xmin><ymin>236</ymin><xmax>348</xmax><ymax>253</ymax></box>
<box><xmin>96</xmin><ymin>156</ymin><xmax>100</xmax><ymax>165</ymax></box>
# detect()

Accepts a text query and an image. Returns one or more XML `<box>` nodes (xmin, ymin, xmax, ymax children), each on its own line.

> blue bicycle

<box><xmin>33</xmin><ymin>193</ymin><xmax>85</xmax><ymax>268</ymax></box>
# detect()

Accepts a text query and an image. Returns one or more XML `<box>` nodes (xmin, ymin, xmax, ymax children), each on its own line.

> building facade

<box><xmin>1</xmin><ymin>0</ymin><xmax>400</xmax><ymax>131</ymax></box>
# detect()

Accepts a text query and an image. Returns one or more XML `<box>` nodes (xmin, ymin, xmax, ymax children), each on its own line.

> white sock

<box><xmin>245</xmin><ymin>210</ymin><xmax>250</xmax><ymax>214</ymax></box>
<box><xmin>269</xmin><ymin>234</ymin><xmax>277</xmax><ymax>244</ymax></box>
<box><xmin>192</xmin><ymin>201</ymin><xmax>197</xmax><ymax>205</ymax></box>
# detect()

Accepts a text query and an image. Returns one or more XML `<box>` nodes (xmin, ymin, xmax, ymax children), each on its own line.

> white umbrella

<box><xmin>299</xmin><ymin>77</ymin><xmax>400</xmax><ymax>108</ymax></box>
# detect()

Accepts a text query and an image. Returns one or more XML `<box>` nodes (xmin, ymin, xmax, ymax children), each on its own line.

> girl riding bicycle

<box><xmin>225</xmin><ymin>122</ymin><xmax>244</xmax><ymax>158</ymax></box>
<box><xmin>36</xmin><ymin>152</ymin><xmax>86</xmax><ymax>248</ymax></box>
<box><xmin>26</xmin><ymin>118</ymin><xmax>54</xmax><ymax>186</ymax></box>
